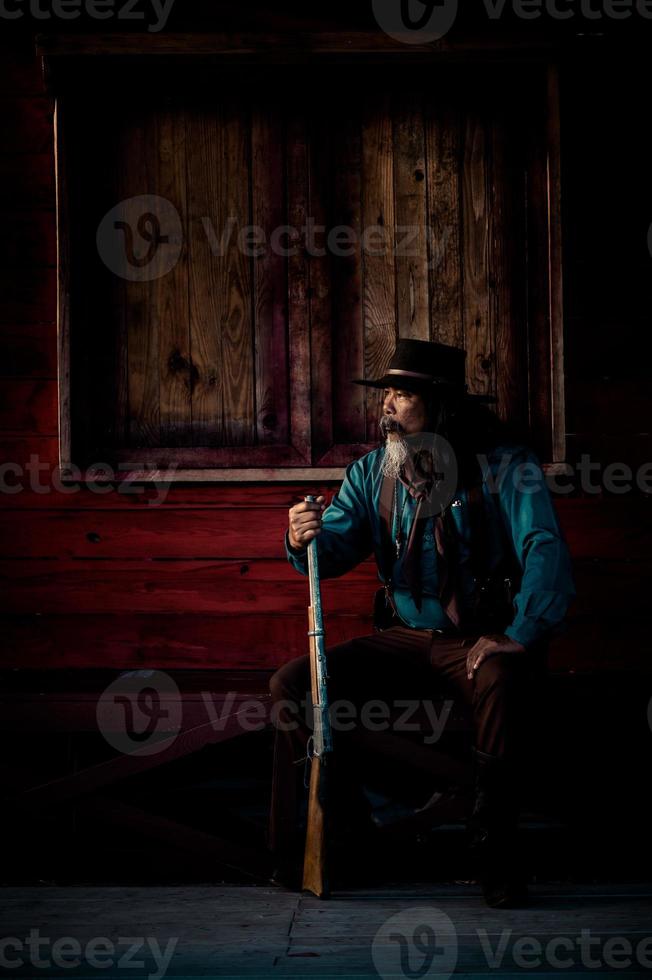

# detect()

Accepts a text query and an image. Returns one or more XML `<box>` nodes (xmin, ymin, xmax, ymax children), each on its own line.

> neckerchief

<box><xmin>379</xmin><ymin>445</ymin><xmax>461</xmax><ymax>624</ymax></box>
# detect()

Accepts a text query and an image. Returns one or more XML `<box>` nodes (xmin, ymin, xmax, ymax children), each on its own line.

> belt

<box><xmin>431</xmin><ymin>626</ymin><xmax>462</xmax><ymax>637</ymax></box>
<box><xmin>388</xmin><ymin>614</ymin><xmax>461</xmax><ymax>638</ymax></box>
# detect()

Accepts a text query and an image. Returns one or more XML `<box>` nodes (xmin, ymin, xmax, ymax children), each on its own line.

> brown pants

<box><xmin>267</xmin><ymin>624</ymin><xmax>548</xmax><ymax>857</ymax></box>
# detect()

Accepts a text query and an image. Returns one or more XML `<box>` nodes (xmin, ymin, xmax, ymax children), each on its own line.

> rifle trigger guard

<box><xmin>303</xmin><ymin>735</ymin><xmax>315</xmax><ymax>789</ymax></box>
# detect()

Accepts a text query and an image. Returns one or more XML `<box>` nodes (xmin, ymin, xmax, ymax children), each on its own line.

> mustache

<box><xmin>379</xmin><ymin>415</ymin><xmax>404</xmax><ymax>438</ymax></box>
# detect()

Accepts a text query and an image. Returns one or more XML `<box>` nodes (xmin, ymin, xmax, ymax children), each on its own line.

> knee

<box><xmin>473</xmin><ymin>653</ymin><xmax>513</xmax><ymax>699</ymax></box>
<box><xmin>269</xmin><ymin>656</ymin><xmax>310</xmax><ymax>704</ymax></box>
<box><xmin>269</xmin><ymin>657</ymin><xmax>314</xmax><ymax>735</ymax></box>
<box><xmin>268</xmin><ymin>665</ymin><xmax>285</xmax><ymax>701</ymax></box>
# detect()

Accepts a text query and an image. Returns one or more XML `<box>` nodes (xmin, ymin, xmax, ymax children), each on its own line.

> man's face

<box><xmin>381</xmin><ymin>387</ymin><xmax>427</xmax><ymax>435</ymax></box>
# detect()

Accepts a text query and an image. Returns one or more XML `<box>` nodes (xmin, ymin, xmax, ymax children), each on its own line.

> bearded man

<box><xmin>267</xmin><ymin>338</ymin><xmax>576</xmax><ymax>908</ymax></box>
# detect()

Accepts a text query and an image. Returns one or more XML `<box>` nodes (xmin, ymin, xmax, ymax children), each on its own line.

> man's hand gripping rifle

<box><xmin>301</xmin><ymin>494</ymin><xmax>333</xmax><ymax>899</ymax></box>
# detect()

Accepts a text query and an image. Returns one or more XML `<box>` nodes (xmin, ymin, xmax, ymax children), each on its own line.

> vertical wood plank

<box><xmin>155</xmin><ymin>102</ymin><xmax>192</xmax><ymax>448</ymax></box>
<box><xmin>251</xmin><ymin>97</ymin><xmax>288</xmax><ymax>446</ymax></box>
<box><xmin>124</xmin><ymin>108</ymin><xmax>161</xmax><ymax>449</ymax></box>
<box><xmin>424</xmin><ymin>81</ymin><xmax>464</xmax><ymax>348</ymax></box>
<box><xmin>286</xmin><ymin>108</ymin><xmax>311</xmax><ymax>463</ymax></box>
<box><xmin>526</xmin><ymin>69</ymin><xmax>553</xmax><ymax>461</ymax></box>
<box><xmin>393</xmin><ymin>89</ymin><xmax>429</xmax><ymax>341</ymax></box>
<box><xmin>489</xmin><ymin>73</ymin><xmax>528</xmax><ymax>428</ymax></box>
<box><xmin>188</xmin><ymin>99</ymin><xmax>254</xmax><ymax>448</ymax></box>
<box><xmin>331</xmin><ymin>99</ymin><xmax>365</xmax><ymax>446</ymax></box>
<box><xmin>106</xmin><ymin>102</ymin><xmax>129</xmax><ymax>455</ymax></box>
<box><xmin>361</xmin><ymin>93</ymin><xmax>396</xmax><ymax>442</ymax></box>
<box><xmin>308</xmin><ymin>98</ymin><xmax>333</xmax><ymax>457</ymax></box>
<box><xmin>461</xmin><ymin>88</ymin><xmax>494</xmax><ymax>401</ymax></box>
<box><xmin>216</xmin><ymin>97</ymin><xmax>254</xmax><ymax>447</ymax></box>
<box><xmin>62</xmin><ymin>97</ymin><xmax>131</xmax><ymax>465</ymax></box>
<box><xmin>187</xmin><ymin>104</ymin><xmax>223</xmax><ymax>447</ymax></box>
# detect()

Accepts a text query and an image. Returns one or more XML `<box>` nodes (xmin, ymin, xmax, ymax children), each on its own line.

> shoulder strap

<box><xmin>378</xmin><ymin>472</ymin><xmax>396</xmax><ymax>584</ymax></box>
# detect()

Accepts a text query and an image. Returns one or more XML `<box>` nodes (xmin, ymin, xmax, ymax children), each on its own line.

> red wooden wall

<box><xmin>1</xmin><ymin>38</ymin><xmax>650</xmax><ymax>678</ymax></box>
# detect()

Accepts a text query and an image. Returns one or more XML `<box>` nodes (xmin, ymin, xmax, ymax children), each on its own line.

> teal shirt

<box><xmin>285</xmin><ymin>443</ymin><xmax>576</xmax><ymax>649</ymax></box>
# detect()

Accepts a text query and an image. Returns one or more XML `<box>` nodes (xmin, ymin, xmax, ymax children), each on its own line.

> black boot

<box><xmin>268</xmin><ymin>828</ymin><xmax>305</xmax><ymax>891</ymax></box>
<box><xmin>467</xmin><ymin>747</ymin><xmax>530</xmax><ymax>908</ymax></box>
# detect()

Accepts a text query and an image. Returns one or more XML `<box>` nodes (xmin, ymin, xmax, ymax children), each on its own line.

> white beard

<box><xmin>379</xmin><ymin>416</ymin><xmax>410</xmax><ymax>480</ymax></box>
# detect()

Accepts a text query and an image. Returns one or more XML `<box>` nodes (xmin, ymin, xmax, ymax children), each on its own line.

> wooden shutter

<box><xmin>56</xmin><ymin>63</ymin><xmax>563</xmax><ymax>478</ymax></box>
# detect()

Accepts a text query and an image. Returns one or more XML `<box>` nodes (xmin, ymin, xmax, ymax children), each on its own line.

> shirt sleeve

<box><xmin>493</xmin><ymin>447</ymin><xmax>576</xmax><ymax>650</ymax></box>
<box><xmin>285</xmin><ymin>459</ymin><xmax>374</xmax><ymax>579</ymax></box>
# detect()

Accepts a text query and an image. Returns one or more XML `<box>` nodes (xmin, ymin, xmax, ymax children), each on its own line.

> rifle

<box><xmin>301</xmin><ymin>493</ymin><xmax>333</xmax><ymax>899</ymax></box>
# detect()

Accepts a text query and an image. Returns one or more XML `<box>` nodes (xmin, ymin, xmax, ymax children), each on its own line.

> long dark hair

<box><xmin>425</xmin><ymin>388</ymin><xmax>526</xmax><ymax>491</ymax></box>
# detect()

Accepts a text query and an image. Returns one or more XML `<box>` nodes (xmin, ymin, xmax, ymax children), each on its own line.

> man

<box><xmin>268</xmin><ymin>338</ymin><xmax>576</xmax><ymax>907</ymax></box>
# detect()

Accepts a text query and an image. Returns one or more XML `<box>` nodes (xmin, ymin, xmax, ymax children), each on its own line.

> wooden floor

<box><xmin>2</xmin><ymin>882</ymin><xmax>652</xmax><ymax>977</ymax></box>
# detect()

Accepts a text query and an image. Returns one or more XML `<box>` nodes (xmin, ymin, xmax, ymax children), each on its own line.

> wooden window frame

<box><xmin>44</xmin><ymin>34</ymin><xmax>567</xmax><ymax>483</ymax></box>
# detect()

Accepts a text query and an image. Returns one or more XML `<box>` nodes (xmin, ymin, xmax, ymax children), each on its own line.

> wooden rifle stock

<box><xmin>301</xmin><ymin>495</ymin><xmax>333</xmax><ymax>899</ymax></box>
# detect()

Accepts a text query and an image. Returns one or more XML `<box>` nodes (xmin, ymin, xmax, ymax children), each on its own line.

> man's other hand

<box><xmin>466</xmin><ymin>633</ymin><xmax>527</xmax><ymax>681</ymax></box>
<box><xmin>288</xmin><ymin>495</ymin><xmax>326</xmax><ymax>550</ymax></box>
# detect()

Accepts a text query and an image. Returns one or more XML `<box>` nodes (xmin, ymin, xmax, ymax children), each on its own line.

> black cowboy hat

<box><xmin>352</xmin><ymin>338</ymin><xmax>497</xmax><ymax>403</ymax></box>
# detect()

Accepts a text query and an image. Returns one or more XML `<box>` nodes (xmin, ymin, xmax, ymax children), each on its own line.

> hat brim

<box><xmin>352</xmin><ymin>377</ymin><xmax>497</xmax><ymax>403</ymax></box>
